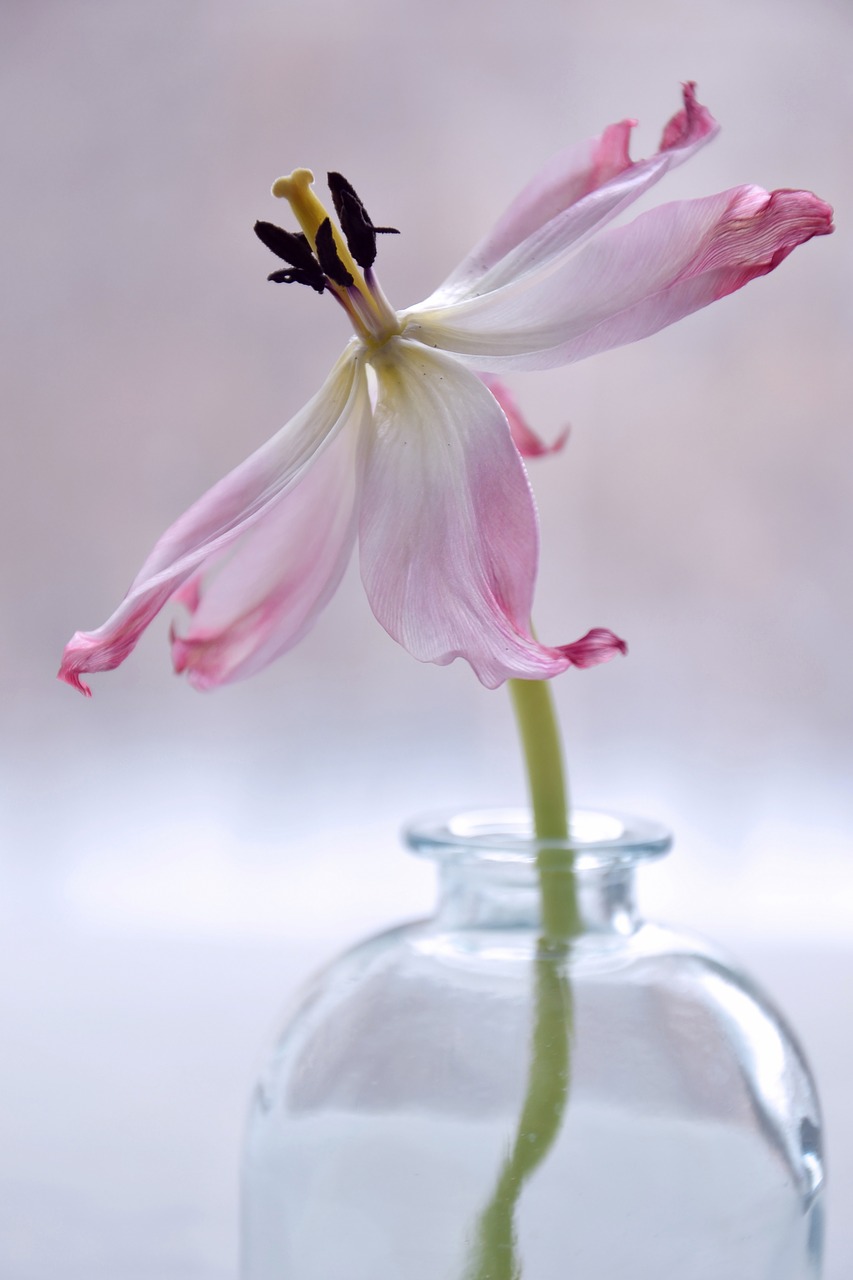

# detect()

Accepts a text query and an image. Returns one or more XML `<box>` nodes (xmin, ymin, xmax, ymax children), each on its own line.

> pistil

<box><xmin>273</xmin><ymin>169</ymin><xmax>358</xmax><ymax>276</ymax></box>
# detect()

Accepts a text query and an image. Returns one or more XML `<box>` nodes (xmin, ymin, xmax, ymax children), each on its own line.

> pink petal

<box><xmin>359</xmin><ymin>339</ymin><xmax>624</xmax><ymax>688</ymax></box>
<box><xmin>170</xmin><ymin>403</ymin><xmax>364</xmax><ymax>690</ymax></box>
<box><xmin>659</xmin><ymin>81</ymin><xmax>717</xmax><ymax>152</ymax></box>
<box><xmin>407</xmin><ymin>187</ymin><xmax>833</xmax><ymax>371</ymax></box>
<box><xmin>559</xmin><ymin>627</ymin><xmax>627</xmax><ymax>668</ymax></box>
<box><xmin>428</xmin><ymin>83</ymin><xmax>718</xmax><ymax>303</ymax></box>
<box><xmin>58</xmin><ymin>351</ymin><xmax>365</xmax><ymax>694</ymax></box>
<box><xmin>689</xmin><ymin>186</ymin><xmax>835</xmax><ymax>295</ymax></box>
<box><xmin>479</xmin><ymin>374</ymin><xmax>569</xmax><ymax>458</ymax></box>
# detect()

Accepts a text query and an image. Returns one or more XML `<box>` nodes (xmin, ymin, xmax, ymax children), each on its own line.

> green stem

<box><xmin>464</xmin><ymin>676</ymin><xmax>578</xmax><ymax>1280</ymax></box>
<box><xmin>509</xmin><ymin>677</ymin><xmax>580</xmax><ymax>944</ymax></box>
<box><xmin>465</xmin><ymin>959</ymin><xmax>573</xmax><ymax>1280</ymax></box>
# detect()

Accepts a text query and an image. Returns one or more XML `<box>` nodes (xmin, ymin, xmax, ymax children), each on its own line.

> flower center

<box><xmin>265</xmin><ymin>169</ymin><xmax>403</xmax><ymax>347</ymax></box>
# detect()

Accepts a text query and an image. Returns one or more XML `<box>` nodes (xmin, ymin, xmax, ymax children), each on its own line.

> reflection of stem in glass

<box><xmin>465</xmin><ymin>676</ymin><xmax>577</xmax><ymax>1280</ymax></box>
<box><xmin>466</xmin><ymin>954</ymin><xmax>573</xmax><ymax>1280</ymax></box>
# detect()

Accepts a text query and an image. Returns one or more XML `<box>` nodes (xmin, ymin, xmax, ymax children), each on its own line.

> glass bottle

<box><xmin>241</xmin><ymin>809</ymin><xmax>824</xmax><ymax>1279</ymax></box>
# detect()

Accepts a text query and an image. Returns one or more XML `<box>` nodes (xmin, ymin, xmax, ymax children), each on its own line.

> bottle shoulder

<box><xmin>270</xmin><ymin>916</ymin><xmax>812</xmax><ymax>1070</ymax></box>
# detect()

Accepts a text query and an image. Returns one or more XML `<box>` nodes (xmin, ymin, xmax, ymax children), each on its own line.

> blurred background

<box><xmin>1</xmin><ymin>1</ymin><xmax>851</xmax><ymax>1276</ymax></box>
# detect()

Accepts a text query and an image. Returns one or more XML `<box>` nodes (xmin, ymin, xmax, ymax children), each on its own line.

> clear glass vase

<box><xmin>241</xmin><ymin>810</ymin><xmax>824</xmax><ymax>1280</ymax></box>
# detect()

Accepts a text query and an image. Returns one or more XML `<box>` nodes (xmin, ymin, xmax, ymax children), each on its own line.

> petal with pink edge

<box><xmin>170</xmin><ymin>385</ymin><xmax>368</xmax><ymax>689</ymax></box>
<box><xmin>559</xmin><ymin>627</ymin><xmax>628</xmax><ymax>668</ymax></box>
<box><xmin>58</xmin><ymin>347</ymin><xmax>365</xmax><ymax>694</ymax></box>
<box><xmin>422</xmin><ymin>83</ymin><xmax>718</xmax><ymax>304</ymax></box>
<box><xmin>479</xmin><ymin>374</ymin><xmax>569</xmax><ymax>458</ymax></box>
<box><xmin>359</xmin><ymin>339</ymin><xmax>623</xmax><ymax>687</ymax></box>
<box><xmin>406</xmin><ymin>187</ymin><xmax>834</xmax><ymax>371</ymax></box>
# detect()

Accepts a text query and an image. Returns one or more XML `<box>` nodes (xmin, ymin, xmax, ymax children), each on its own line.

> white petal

<box><xmin>59</xmin><ymin>346</ymin><xmax>364</xmax><ymax>693</ymax></box>
<box><xmin>170</xmin><ymin>376</ymin><xmax>368</xmax><ymax>688</ymax></box>
<box><xmin>360</xmin><ymin>340</ymin><xmax>589</xmax><ymax>687</ymax></box>
<box><xmin>403</xmin><ymin>187</ymin><xmax>833</xmax><ymax>372</ymax></box>
<box><xmin>418</xmin><ymin>83</ymin><xmax>718</xmax><ymax>306</ymax></box>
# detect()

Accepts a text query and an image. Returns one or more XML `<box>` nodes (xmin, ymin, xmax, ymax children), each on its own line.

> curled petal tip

<box><xmin>781</xmin><ymin>189</ymin><xmax>834</xmax><ymax>236</ymax></box>
<box><xmin>57</xmin><ymin>653</ymin><xmax>93</xmax><ymax>697</ymax></box>
<box><xmin>660</xmin><ymin>82</ymin><xmax>718</xmax><ymax>152</ymax></box>
<box><xmin>558</xmin><ymin>627</ymin><xmax>627</xmax><ymax>670</ymax></box>
<box><xmin>707</xmin><ymin>186</ymin><xmax>835</xmax><ymax>299</ymax></box>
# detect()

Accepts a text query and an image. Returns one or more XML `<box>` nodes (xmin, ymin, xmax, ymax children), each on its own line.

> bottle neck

<box><xmin>407</xmin><ymin>809</ymin><xmax>672</xmax><ymax>939</ymax></box>
<box><xmin>435</xmin><ymin>861</ymin><xmax>641</xmax><ymax>935</ymax></box>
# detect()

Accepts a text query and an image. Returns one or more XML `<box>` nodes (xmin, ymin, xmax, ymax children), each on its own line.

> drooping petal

<box><xmin>405</xmin><ymin>187</ymin><xmax>834</xmax><ymax>372</ymax></box>
<box><xmin>58</xmin><ymin>347</ymin><xmax>365</xmax><ymax>694</ymax></box>
<box><xmin>479</xmin><ymin>374</ymin><xmax>569</xmax><ymax>458</ymax></box>
<box><xmin>358</xmin><ymin>338</ymin><xmax>623</xmax><ymax>687</ymax></box>
<box><xmin>170</xmin><ymin>377</ymin><xmax>368</xmax><ymax>689</ymax></box>
<box><xmin>422</xmin><ymin>83</ymin><xmax>718</xmax><ymax>305</ymax></box>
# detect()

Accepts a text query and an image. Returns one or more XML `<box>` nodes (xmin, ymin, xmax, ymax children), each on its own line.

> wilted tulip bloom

<box><xmin>59</xmin><ymin>84</ymin><xmax>832</xmax><ymax>694</ymax></box>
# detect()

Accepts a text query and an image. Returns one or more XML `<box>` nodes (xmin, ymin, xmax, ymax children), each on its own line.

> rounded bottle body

<box><xmin>242</xmin><ymin>811</ymin><xmax>823</xmax><ymax>1279</ymax></box>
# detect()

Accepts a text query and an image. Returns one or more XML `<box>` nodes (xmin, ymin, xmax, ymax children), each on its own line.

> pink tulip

<box><xmin>59</xmin><ymin>84</ymin><xmax>832</xmax><ymax>694</ymax></box>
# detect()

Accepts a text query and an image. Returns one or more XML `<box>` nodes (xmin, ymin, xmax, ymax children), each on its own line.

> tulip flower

<box><xmin>59</xmin><ymin>84</ymin><xmax>832</xmax><ymax>695</ymax></box>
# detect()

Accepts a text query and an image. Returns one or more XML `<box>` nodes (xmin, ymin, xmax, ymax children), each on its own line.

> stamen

<box><xmin>254</xmin><ymin>221</ymin><xmax>317</xmax><ymax>270</ymax></box>
<box><xmin>267</xmin><ymin>167</ymin><xmax>402</xmax><ymax>345</ymax></box>
<box><xmin>315</xmin><ymin>218</ymin><xmax>354</xmax><ymax>287</ymax></box>
<box><xmin>327</xmin><ymin>172</ymin><xmax>399</xmax><ymax>270</ymax></box>
<box><xmin>344</xmin><ymin>282</ymin><xmax>381</xmax><ymax>333</ymax></box>
<box><xmin>267</xmin><ymin>266</ymin><xmax>326</xmax><ymax>293</ymax></box>
<box><xmin>254</xmin><ymin>221</ymin><xmax>326</xmax><ymax>292</ymax></box>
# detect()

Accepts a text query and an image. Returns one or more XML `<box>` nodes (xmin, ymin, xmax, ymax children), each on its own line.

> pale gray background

<box><xmin>1</xmin><ymin>1</ymin><xmax>851</xmax><ymax>1277</ymax></box>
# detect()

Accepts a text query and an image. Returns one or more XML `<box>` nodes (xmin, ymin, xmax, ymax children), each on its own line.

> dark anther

<box><xmin>254</xmin><ymin>220</ymin><xmax>326</xmax><ymax>291</ymax></box>
<box><xmin>315</xmin><ymin>217</ymin><xmax>354</xmax><ymax>287</ymax></box>
<box><xmin>327</xmin><ymin>172</ymin><xmax>399</xmax><ymax>271</ymax></box>
<box><xmin>254</xmin><ymin>221</ymin><xmax>315</xmax><ymax>268</ymax></box>
<box><xmin>267</xmin><ymin>267</ymin><xmax>326</xmax><ymax>294</ymax></box>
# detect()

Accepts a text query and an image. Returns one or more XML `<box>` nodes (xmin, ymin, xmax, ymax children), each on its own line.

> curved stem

<box><xmin>464</xmin><ymin>676</ymin><xmax>578</xmax><ymax>1280</ymax></box>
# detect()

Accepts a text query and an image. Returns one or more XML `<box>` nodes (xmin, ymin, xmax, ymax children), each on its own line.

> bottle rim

<box><xmin>404</xmin><ymin>808</ymin><xmax>672</xmax><ymax>868</ymax></box>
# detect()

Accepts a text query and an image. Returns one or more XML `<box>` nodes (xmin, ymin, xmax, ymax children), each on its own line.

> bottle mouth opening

<box><xmin>404</xmin><ymin>808</ymin><xmax>672</xmax><ymax>869</ymax></box>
